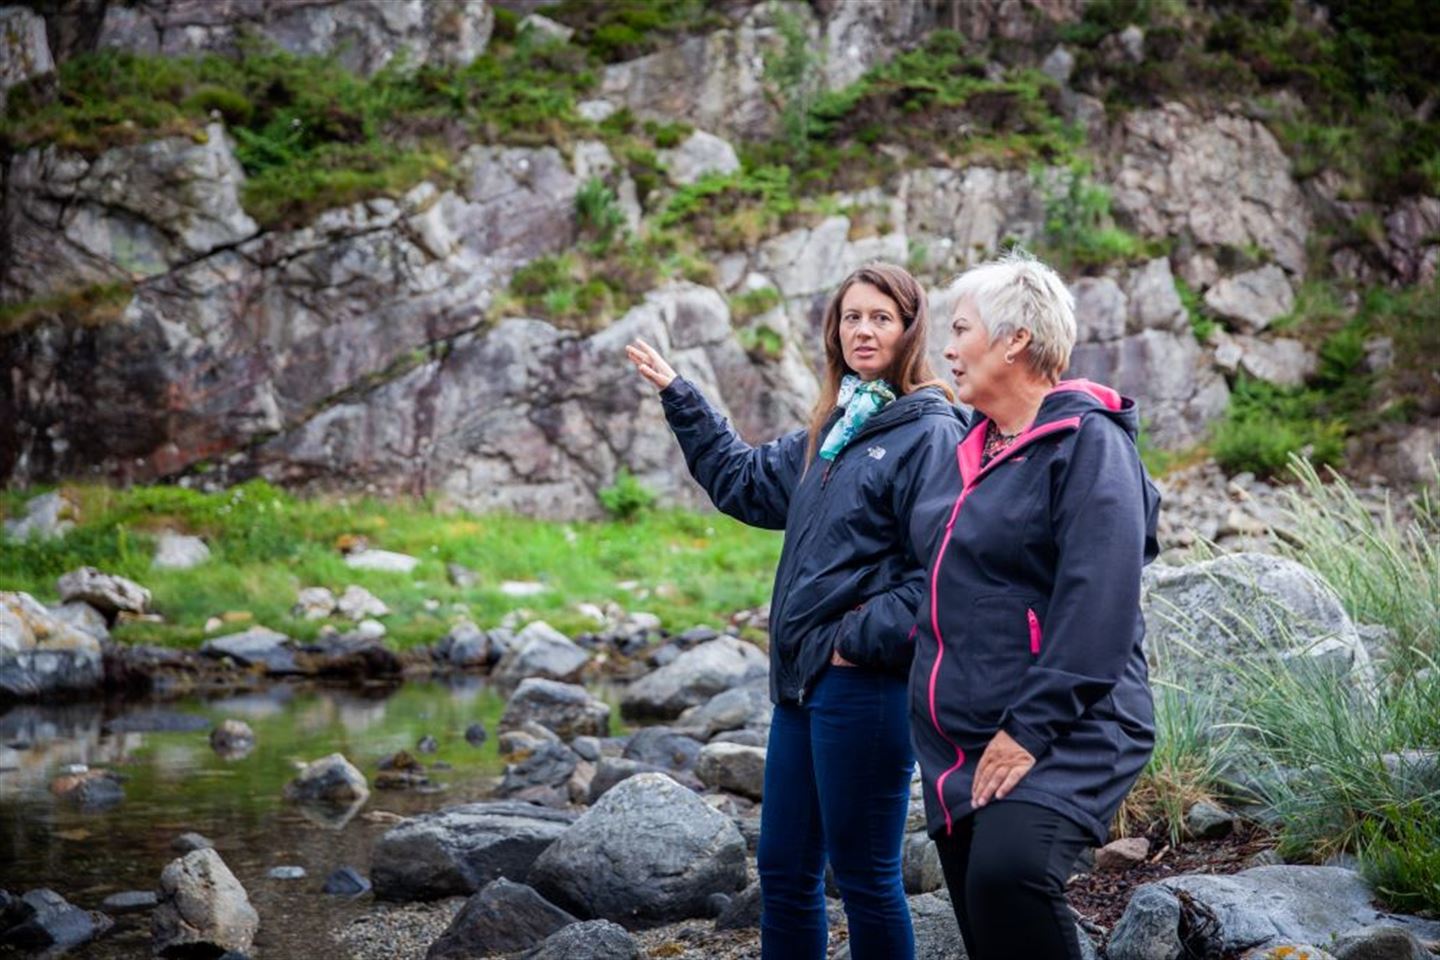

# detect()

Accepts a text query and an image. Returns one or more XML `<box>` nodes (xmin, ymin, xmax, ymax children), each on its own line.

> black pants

<box><xmin>933</xmin><ymin>800</ymin><xmax>1091</xmax><ymax>960</ymax></box>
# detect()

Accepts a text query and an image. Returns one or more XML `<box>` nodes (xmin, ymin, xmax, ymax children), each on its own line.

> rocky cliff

<box><xmin>2</xmin><ymin>0</ymin><xmax>1436</xmax><ymax>515</ymax></box>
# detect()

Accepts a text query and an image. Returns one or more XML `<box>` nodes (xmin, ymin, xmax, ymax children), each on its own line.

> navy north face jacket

<box><xmin>660</xmin><ymin>377</ymin><xmax>968</xmax><ymax>704</ymax></box>
<box><xmin>908</xmin><ymin>380</ymin><xmax>1161</xmax><ymax>843</ymax></box>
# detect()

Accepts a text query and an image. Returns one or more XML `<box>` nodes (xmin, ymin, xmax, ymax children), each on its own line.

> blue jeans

<box><xmin>757</xmin><ymin>665</ymin><xmax>915</xmax><ymax>960</ymax></box>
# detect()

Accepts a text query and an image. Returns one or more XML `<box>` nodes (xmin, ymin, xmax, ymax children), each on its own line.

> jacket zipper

<box><xmin>1027</xmin><ymin>608</ymin><xmax>1042</xmax><ymax>656</ymax></box>
<box><xmin>926</xmin><ymin>416</ymin><xmax>1081</xmax><ymax>834</ymax></box>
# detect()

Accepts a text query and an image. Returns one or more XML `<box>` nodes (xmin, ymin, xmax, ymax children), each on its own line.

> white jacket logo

<box><xmin>867</xmin><ymin>446</ymin><xmax>887</xmax><ymax>460</ymax></box>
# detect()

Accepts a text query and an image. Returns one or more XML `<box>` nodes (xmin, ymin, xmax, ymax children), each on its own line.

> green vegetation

<box><xmin>1034</xmin><ymin>161</ymin><xmax>1156</xmax><ymax>272</ymax></box>
<box><xmin>762</xmin><ymin>30</ymin><xmax>1078</xmax><ymax>195</ymax></box>
<box><xmin>597</xmin><ymin>469</ymin><xmax>659</xmax><ymax>521</ymax></box>
<box><xmin>659</xmin><ymin>165</ymin><xmax>811</xmax><ymax>251</ymax></box>
<box><xmin>1118</xmin><ymin>684</ymin><xmax>1233</xmax><ymax>845</ymax></box>
<box><xmin>1280</xmin><ymin>458</ymin><xmax>1440</xmax><ymax>665</ymax></box>
<box><xmin>728</xmin><ymin>286</ymin><xmax>783</xmax><ymax>322</ymax></box>
<box><xmin>0</xmin><ymin>482</ymin><xmax>783</xmax><ymax>648</ymax></box>
<box><xmin>1208</xmin><ymin>277</ymin><xmax>1435</xmax><ymax>478</ymax></box>
<box><xmin>538</xmin><ymin>0</ymin><xmax>732</xmax><ymax>63</ymax></box>
<box><xmin>762</xmin><ymin>5</ymin><xmax>823</xmax><ymax>165</ymax></box>
<box><xmin>1211</xmin><ymin>375</ymin><xmax>1348</xmax><ymax>477</ymax></box>
<box><xmin>0</xmin><ymin>37</ymin><xmax>600</xmax><ymax>228</ymax></box>
<box><xmin>1060</xmin><ymin>0</ymin><xmax>1440</xmax><ymax>200</ymax></box>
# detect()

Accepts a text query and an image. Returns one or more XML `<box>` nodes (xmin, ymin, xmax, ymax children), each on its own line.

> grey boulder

<box><xmin>620</xmin><ymin>638</ymin><xmax>767</xmax><ymax>720</ymax></box>
<box><xmin>152</xmin><ymin>848</ymin><xmax>259</xmax><ymax>957</ymax></box>
<box><xmin>521</xmin><ymin>919</ymin><xmax>641</xmax><ymax>959</ymax></box>
<box><xmin>425</xmin><ymin>878</ymin><xmax>575</xmax><ymax>960</ymax></box>
<box><xmin>528</xmin><ymin>772</ymin><xmax>747</xmax><ymax>928</ymax></box>
<box><xmin>371</xmin><ymin>801</ymin><xmax>577</xmax><ymax>901</ymax></box>
<box><xmin>499</xmin><ymin>678</ymin><xmax>611</xmax><ymax>740</ymax></box>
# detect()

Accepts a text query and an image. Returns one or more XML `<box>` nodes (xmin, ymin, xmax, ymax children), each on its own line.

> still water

<box><xmin>0</xmin><ymin>679</ymin><xmax>548</xmax><ymax>957</ymax></box>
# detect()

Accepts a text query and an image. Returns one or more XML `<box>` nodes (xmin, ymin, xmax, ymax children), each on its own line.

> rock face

<box><xmin>0</xmin><ymin>591</ymin><xmax>104</xmax><ymax>701</ymax></box>
<box><xmin>1142</xmin><ymin>553</ymin><xmax>1372</xmax><ymax>693</ymax></box>
<box><xmin>0</xmin><ymin>6</ymin><xmax>55</xmax><ymax>95</ymax></box>
<box><xmin>93</xmin><ymin>0</ymin><xmax>494</xmax><ymax>75</ymax></box>
<box><xmin>371</xmin><ymin>801</ymin><xmax>577</xmax><ymax>901</ymax></box>
<box><xmin>528</xmin><ymin>773</ymin><xmax>748</xmax><ymax>928</ymax></box>
<box><xmin>620</xmin><ymin>637</ymin><xmax>768</xmax><ymax>720</ymax></box>
<box><xmin>1111</xmin><ymin>104</ymin><xmax>1312</xmax><ymax>275</ymax></box>
<box><xmin>152</xmin><ymin>848</ymin><xmax>260</xmax><ymax>958</ymax></box>
<box><xmin>4</xmin><ymin>124</ymin><xmax>258</xmax><ymax>305</ymax></box>
<box><xmin>424</xmin><ymin>878</ymin><xmax>576</xmax><ymax>960</ymax></box>
<box><xmin>499</xmin><ymin>678</ymin><xmax>611</xmax><ymax>740</ymax></box>
<box><xmin>1106</xmin><ymin>866</ymin><xmax>1440</xmax><ymax>960</ymax></box>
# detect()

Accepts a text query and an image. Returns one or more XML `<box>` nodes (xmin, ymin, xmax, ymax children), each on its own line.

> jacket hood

<box><xmin>1035</xmin><ymin>379</ymin><xmax>1141</xmax><ymax>440</ymax></box>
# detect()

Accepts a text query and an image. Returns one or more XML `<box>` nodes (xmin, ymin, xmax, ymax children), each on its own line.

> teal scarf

<box><xmin>819</xmin><ymin>375</ymin><xmax>896</xmax><ymax>461</ymax></box>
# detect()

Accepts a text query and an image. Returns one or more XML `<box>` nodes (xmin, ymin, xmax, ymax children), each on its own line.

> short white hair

<box><xmin>948</xmin><ymin>249</ymin><xmax>1076</xmax><ymax>382</ymax></box>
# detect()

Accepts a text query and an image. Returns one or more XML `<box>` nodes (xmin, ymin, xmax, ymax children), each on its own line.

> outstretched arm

<box><xmin>626</xmin><ymin>339</ymin><xmax>806</xmax><ymax>530</ymax></box>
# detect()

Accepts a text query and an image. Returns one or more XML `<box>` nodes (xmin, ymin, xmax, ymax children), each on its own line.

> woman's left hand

<box><xmin>971</xmin><ymin>729</ymin><xmax>1035</xmax><ymax>808</ymax></box>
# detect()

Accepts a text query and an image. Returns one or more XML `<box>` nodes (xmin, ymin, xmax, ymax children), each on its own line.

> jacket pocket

<box><xmin>959</xmin><ymin>595</ymin><xmax>1045</xmax><ymax>727</ymax></box>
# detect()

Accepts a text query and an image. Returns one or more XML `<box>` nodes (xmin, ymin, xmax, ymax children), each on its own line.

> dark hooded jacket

<box><xmin>659</xmin><ymin>377</ymin><xmax>968</xmax><ymax>704</ymax></box>
<box><xmin>908</xmin><ymin>380</ymin><xmax>1161</xmax><ymax>844</ymax></box>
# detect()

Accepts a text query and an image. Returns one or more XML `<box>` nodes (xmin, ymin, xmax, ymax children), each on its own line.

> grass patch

<box><xmin>1116</xmin><ymin>684</ymin><xmax>1233</xmax><ymax>845</ymax></box>
<box><xmin>1277</xmin><ymin>458</ymin><xmax>1440</xmax><ymax>665</ymax></box>
<box><xmin>0</xmin><ymin>482</ymin><xmax>784</xmax><ymax>648</ymax></box>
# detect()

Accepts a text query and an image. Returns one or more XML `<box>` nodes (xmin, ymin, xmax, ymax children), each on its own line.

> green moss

<box><xmin>729</xmin><ymin>286</ymin><xmax>782</xmax><ymax>323</ymax></box>
<box><xmin>539</xmin><ymin>0</ymin><xmax>732</xmax><ymax>63</ymax></box>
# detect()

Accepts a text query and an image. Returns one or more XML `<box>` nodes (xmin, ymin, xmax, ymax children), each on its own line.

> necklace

<box><xmin>982</xmin><ymin>420</ymin><xmax>1020</xmax><ymax>465</ymax></box>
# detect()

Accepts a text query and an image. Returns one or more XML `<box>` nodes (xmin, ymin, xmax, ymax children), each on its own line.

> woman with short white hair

<box><xmin>905</xmin><ymin>250</ymin><xmax>1161</xmax><ymax>960</ymax></box>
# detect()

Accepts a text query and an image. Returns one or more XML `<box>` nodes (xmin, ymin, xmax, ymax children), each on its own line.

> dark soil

<box><xmin>1067</xmin><ymin>821</ymin><xmax>1278</xmax><ymax>945</ymax></box>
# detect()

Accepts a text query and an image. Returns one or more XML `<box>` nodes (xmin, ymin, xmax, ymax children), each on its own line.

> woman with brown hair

<box><xmin>626</xmin><ymin>263</ymin><xmax>966</xmax><ymax>960</ymax></box>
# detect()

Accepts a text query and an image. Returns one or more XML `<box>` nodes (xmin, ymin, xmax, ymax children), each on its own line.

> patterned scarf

<box><xmin>819</xmin><ymin>375</ymin><xmax>896</xmax><ymax>461</ymax></box>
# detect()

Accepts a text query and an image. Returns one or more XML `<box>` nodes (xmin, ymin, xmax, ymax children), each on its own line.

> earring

<box><xmin>1004</xmin><ymin>354</ymin><xmax>1016</xmax><ymax>364</ymax></box>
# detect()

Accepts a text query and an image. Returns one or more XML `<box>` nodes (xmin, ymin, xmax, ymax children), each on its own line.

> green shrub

<box><xmin>597</xmin><ymin>468</ymin><xmax>658</xmax><ymax>521</ymax></box>
<box><xmin>575</xmin><ymin>177</ymin><xmax>628</xmax><ymax>251</ymax></box>
<box><xmin>1211</xmin><ymin>376</ymin><xmax>1347</xmax><ymax>477</ymax></box>
<box><xmin>729</xmin><ymin>286</ymin><xmax>783</xmax><ymax>323</ymax></box>
<box><xmin>737</xmin><ymin>324</ymin><xmax>786</xmax><ymax>363</ymax></box>
<box><xmin>1360</xmin><ymin>803</ymin><xmax>1440</xmax><ymax>916</ymax></box>
<box><xmin>1118</xmin><ymin>685</ymin><xmax>1233</xmax><ymax>845</ymax></box>
<box><xmin>1035</xmin><ymin>161</ymin><xmax>1152</xmax><ymax>271</ymax></box>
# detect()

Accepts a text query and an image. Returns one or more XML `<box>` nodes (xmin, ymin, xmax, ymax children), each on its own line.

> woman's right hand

<box><xmin>625</xmin><ymin>338</ymin><xmax>678</xmax><ymax>391</ymax></box>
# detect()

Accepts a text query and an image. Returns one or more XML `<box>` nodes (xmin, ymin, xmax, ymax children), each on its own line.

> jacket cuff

<box><xmin>1001</xmin><ymin>716</ymin><xmax>1051</xmax><ymax>762</ymax></box>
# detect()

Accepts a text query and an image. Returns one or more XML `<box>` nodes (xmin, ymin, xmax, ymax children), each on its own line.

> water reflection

<box><xmin>0</xmin><ymin>679</ymin><xmax>514</xmax><ymax>958</ymax></box>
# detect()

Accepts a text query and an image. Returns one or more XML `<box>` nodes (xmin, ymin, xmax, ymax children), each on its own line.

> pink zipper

<box><xmin>1027</xmin><ymin>608</ymin><xmax>1042</xmax><ymax>655</ymax></box>
<box><xmin>926</xmin><ymin>416</ymin><xmax>1080</xmax><ymax>834</ymax></box>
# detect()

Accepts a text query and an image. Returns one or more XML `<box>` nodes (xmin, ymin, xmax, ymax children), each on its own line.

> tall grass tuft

<box><xmin>1276</xmin><ymin>457</ymin><xmax>1440</xmax><ymax>665</ymax></box>
<box><xmin>1117</xmin><ymin>683</ymin><xmax>1233</xmax><ymax>846</ymax></box>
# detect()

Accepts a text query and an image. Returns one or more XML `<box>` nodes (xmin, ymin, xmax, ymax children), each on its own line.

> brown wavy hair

<box><xmin>805</xmin><ymin>262</ymin><xmax>954</xmax><ymax>464</ymax></box>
